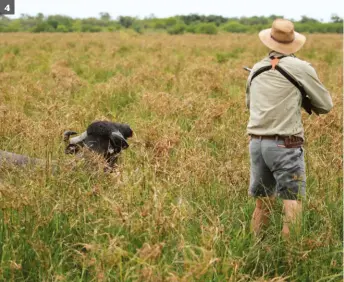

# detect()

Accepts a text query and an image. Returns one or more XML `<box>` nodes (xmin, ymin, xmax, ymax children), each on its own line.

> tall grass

<box><xmin>0</xmin><ymin>32</ymin><xmax>342</xmax><ymax>281</ymax></box>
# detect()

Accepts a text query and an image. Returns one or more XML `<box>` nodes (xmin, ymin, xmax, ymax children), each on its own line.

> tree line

<box><xmin>0</xmin><ymin>13</ymin><xmax>342</xmax><ymax>34</ymax></box>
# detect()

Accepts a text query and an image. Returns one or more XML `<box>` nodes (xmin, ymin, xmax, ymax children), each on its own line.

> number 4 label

<box><xmin>1</xmin><ymin>0</ymin><xmax>15</xmax><ymax>14</ymax></box>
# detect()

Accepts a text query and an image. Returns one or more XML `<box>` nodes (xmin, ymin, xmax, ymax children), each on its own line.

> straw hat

<box><xmin>259</xmin><ymin>19</ymin><xmax>306</xmax><ymax>55</ymax></box>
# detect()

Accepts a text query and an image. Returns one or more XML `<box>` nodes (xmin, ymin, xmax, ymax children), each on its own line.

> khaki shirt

<box><xmin>246</xmin><ymin>51</ymin><xmax>333</xmax><ymax>140</ymax></box>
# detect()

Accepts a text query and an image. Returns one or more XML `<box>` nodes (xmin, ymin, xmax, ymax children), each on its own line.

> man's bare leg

<box><xmin>282</xmin><ymin>200</ymin><xmax>302</xmax><ymax>239</ymax></box>
<box><xmin>251</xmin><ymin>196</ymin><xmax>275</xmax><ymax>237</ymax></box>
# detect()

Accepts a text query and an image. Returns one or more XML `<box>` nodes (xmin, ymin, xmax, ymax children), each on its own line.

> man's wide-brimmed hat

<box><xmin>259</xmin><ymin>19</ymin><xmax>306</xmax><ymax>55</ymax></box>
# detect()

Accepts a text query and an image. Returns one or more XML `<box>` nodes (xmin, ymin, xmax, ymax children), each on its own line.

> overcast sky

<box><xmin>8</xmin><ymin>0</ymin><xmax>343</xmax><ymax>22</ymax></box>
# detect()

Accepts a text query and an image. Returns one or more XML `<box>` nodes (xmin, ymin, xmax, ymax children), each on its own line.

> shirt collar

<box><xmin>268</xmin><ymin>50</ymin><xmax>295</xmax><ymax>58</ymax></box>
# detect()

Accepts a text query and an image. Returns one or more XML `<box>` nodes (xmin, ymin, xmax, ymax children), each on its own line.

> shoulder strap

<box><xmin>250</xmin><ymin>65</ymin><xmax>272</xmax><ymax>83</ymax></box>
<box><xmin>249</xmin><ymin>55</ymin><xmax>286</xmax><ymax>86</ymax></box>
<box><xmin>275</xmin><ymin>65</ymin><xmax>313</xmax><ymax>115</ymax></box>
<box><xmin>249</xmin><ymin>56</ymin><xmax>312</xmax><ymax>115</ymax></box>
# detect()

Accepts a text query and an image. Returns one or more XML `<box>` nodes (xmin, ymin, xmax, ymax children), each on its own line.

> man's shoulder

<box><xmin>251</xmin><ymin>56</ymin><xmax>270</xmax><ymax>71</ymax></box>
<box><xmin>281</xmin><ymin>56</ymin><xmax>315</xmax><ymax>73</ymax></box>
<box><xmin>251</xmin><ymin>54</ymin><xmax>315</xmax><ymax>76</ymax></box>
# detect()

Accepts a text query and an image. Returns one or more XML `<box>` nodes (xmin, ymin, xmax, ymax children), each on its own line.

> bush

<box><xmin>185</xmin><ymin>24</ymin><xmax>198</xmax><ymax>34</ymax></box>
<box><xmin>107</xmin><ymin>24</ymin><xmax>121</xmax><ymax>32</ymax></box>
<box><xmin>5</xmin><ymin>20</ymin><xmax>21</xmax><ymax>32</ymax></box>
<box><xmin>222</xmin><ymin>21</ymin><xmax>249</xmax><ymax>33</ymax></box>
<box><xmin>295</xmin><ymin>22</ymin><xmax>343</xmax><ymax>34</ymax></box>
<box><xmin>328</xmin><ymin>23</ymin><xmax>343</xmax><ymax>33</ymax></box>
<box><xmin>195</xmin><ymin>23</ymin><xmax>218</xmax><ymax>34</ymax></box>
<box><xmin>56</xmin><ymin>24</ymin><xmax>68</xmax><ymax>32</ymax></box>
<box><xmin>153</xmin><ymin>21</ymin><xmax>166</xmax><ymax>29</ymax></box>
<box><xmin>132</xmin><ymin>22</ymin><xmax>143</xmax><ymax>34</ymax></box>
<box><xmin>71</xmin><ymin>20</ymin><xmax>82</xmax><ymax>32</ymax></box>
<box><xmin>31</xmin><ymin>22</ymin><xmax>54</xmax><ymax>32</ymax></box>
<box><xmin>167</xmin><ymin>23</ymin><xmax>186</xmax><ymax>35</ymax></box>
<box><xmin>81</xmin><ymin>24</ymin><xmax>102</xmax><ymax>32</ymax></box>
<box><xmin>165</xmin><ymin>17</ymin><xmax>178</xmax><ymax>27</ymax></box>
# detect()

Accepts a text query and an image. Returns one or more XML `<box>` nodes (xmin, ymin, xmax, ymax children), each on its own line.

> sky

<box><xmin>7</xmin><ymin>0</ymin><xmax>344</xmax><ymax>22</ymax></box>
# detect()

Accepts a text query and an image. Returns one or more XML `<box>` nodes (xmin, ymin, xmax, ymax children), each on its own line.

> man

<box><xmin>245</xmin><ymin>19</ymin><xmax>333</xmax><ymax>238</ymax></box>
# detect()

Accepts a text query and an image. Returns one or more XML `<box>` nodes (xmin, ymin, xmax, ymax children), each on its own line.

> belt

<box><xmin>249</xmin><ymin>134</ymin><xmax>304</xmax><ymax>148</ymax></box>
<box><xmin>250</xmin><ymin>134</ymin><xmax>284</xmax><ymax>140</ymax></box>
<box><xmin>250</xmin><ymin>134</ymin><xmax>303</xmax><ymax>141</ymax></box>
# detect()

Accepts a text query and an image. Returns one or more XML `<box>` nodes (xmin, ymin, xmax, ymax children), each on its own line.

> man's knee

<box><xmin>283</xmin><ymin>199</ymin><xmax>302</xmax><ymax>218</ymax></box>
<box><xmin>255</xmin><ymin>196</ymin><xmax>276</xmax><ymax>211</ymax></box>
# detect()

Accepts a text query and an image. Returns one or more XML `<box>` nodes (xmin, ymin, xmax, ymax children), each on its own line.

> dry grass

<box><xmin>0</xmin><ymin>32</ymin><xmax>342</xmax><ymax>281</ymax></box>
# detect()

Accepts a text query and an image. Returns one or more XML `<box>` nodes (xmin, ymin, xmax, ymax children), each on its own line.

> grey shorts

<box><xmin>249</xmin><ymin>137</ymin><xmax>306</xmax><ymax>200</ymax></box>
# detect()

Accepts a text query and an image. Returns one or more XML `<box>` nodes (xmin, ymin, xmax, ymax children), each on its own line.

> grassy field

<box><xmin>0</xmin><ymin>32</ymin><xmax>342</xmax><ymax>281</ymax></box>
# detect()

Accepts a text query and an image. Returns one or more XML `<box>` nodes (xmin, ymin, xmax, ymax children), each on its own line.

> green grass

<box><xmin>0</xmin><ymin>32</ymin><xmax>342</xmax><ymax>281</ymax></box>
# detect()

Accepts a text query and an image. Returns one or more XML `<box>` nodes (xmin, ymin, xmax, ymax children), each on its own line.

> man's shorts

<box><xmin>249</xmin><ymin>137</ymin><xmax>306</xmax><ymax>200</ymax></box>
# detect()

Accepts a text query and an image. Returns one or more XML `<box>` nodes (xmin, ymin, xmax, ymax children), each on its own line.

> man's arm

<box><xmin>300</xmin><ymin>64</ymin><xmax>333</xmax><ymax>115</ymax></box>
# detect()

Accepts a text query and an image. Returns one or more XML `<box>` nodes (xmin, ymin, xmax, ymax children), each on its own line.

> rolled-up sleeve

<box><xmin>300</xmin><ymin>64</ymin><xmax>333</xmax><ymax>115</ymax></box>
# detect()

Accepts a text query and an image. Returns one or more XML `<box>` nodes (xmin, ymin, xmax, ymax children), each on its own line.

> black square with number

<box><xmin>0</xmin><ymin>0</ymin><xmax>15</xmax><ymax>15</ymax></box>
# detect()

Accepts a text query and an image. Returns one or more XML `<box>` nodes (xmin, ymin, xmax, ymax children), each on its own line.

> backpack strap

<box><xmin>249</xmin><ymin>56</ymin><xmax>313</xmax><ymax>115</ymax></box>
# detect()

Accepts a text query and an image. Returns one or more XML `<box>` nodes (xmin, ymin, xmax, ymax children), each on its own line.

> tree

<box><xmin>300</xmin><ymin>15</ymin><xmax>319</xmax><ymax>23</ymax></box>
<box><xmin>331</xmin><ymin>14</ymin><xmax>343</xmax><ymax>23</ymax></box>
<box><xmin>239</xmin><ymin>16</ymin><xmax>269</xmax><ymax>25</ymax></box>
<box><xmin>99</xmin><ymin>12</ymin><xmax>111</xmax><ymax>21</ymax></box>
<box><xmin>180</xmin><ymin>14</ymin><xmax>202</xmax><ymax>25</ymax></box>
<box><xmin>46</xmin><ymin>15</ymin><xmax>73</xmax><ymax>30</ymax></box>
<box><xmin>205</xmin><ymin>15</ymin><xmax>228</xmax><ymax>26</ymax></box>
<box><xmin>0</xmin><ymin>13</ymin><xmax>341</xmax><ymax>34</ymax></box>
<box><xmin>36</xmin><ymin>13</ymin><xmax>44</xmax><ymax>21</ymax></box>
<box><xmin>118</xmin><ymin>16</ymin><xmax>136</xmax><ymax>28</ymax></box>
<box><xmin>268</xmin><ymin>15</ymin><xmax>284</xmax><ymax>21</ymax></box>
